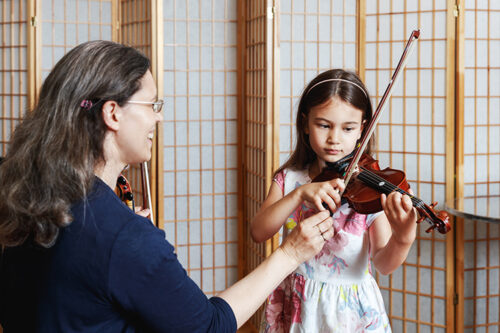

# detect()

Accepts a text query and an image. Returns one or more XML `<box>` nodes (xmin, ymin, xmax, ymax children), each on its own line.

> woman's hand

<box><xmin>297</xmin><ymin>179</ymin><xmax>345</xmax><ymax>213</ymax></box>
<box><xmin>380</xmin><ymin>190</ymin><xmax>417</xmax><ymax>245</ymax></box>
<box><xmin>279</xmin><ymin>210</ymin><xmax>334</xmax><ymax>265</ymax></box>
<box><xmin>219</xmin><ymin>210</ymin><xmax>334</xmax><ymax>328</ymax></box>
<box><xmin>134</xmin><ymin>206</ymin><xmax>151</xmax><ymax>218</ymax></box>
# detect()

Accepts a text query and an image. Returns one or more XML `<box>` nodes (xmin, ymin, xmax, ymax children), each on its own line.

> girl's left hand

<box><xmin>380</xmin><ymin>190</ymin><xmax>417</xmax><ymax>245</ymax></box>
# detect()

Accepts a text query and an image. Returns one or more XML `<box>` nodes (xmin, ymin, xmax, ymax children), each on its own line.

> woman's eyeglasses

<box><xmin>128</xmin><ymin>99</ymin><xmax>164</xmax><ymax>113</ymax></box>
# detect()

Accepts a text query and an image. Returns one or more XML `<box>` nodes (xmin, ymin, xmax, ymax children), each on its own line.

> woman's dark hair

<box><xmin>0</xmin><ymin>40</ymin><xmax>150</xmax><ymax>247</ymax></box>
<box><xmin>276</xmin><ymin>69</ymin><xmax>374</xmax><ymax>176</ymax></box>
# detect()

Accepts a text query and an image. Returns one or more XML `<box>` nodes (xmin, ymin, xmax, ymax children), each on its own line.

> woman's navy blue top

<box><xmin>0</xmin><ymin>177</ymin><xmax>236</xmax><ymax>332</ymax></box>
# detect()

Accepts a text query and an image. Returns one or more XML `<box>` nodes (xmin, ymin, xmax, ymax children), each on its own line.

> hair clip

<box><xmin>80</xmin><ymin>99</ymin><xmax>93</xmax><ymax>110</ymax></box>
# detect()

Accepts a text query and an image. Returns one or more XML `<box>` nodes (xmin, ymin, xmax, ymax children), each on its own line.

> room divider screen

<box><xmin>1</xmin><ymin>1</ymin><xmax>499</xmax><ymax>332</ymax></box>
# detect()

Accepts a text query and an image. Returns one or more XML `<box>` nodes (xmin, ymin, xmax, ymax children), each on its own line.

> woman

<box><xmin>0</xmin><ymin>40</ymin><xmax>334</xmax><ymax>332</ymax></box>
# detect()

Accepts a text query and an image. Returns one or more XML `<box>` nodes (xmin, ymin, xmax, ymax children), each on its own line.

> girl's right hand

<box><xmin>279</xmin><ymin>210</ymin><xmax>334</xmax><ymax>265</ymax></box>
<box><xmin>298</xmin><ymin>179</ymin><xmax>345</xmax><ymax>213</ymax></box>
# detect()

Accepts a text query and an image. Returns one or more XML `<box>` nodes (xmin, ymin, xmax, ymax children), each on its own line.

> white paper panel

<box><xmin>162</xmin><ymin>0</ymin><xmax>238</xmax><ymax>295</ymax></box>
<box><xmin>279</xmin><ymin>0</ymin><xmax>357</xmax><ymax>159</ymax></box>
<box><xmin>40</xmin><ymin>0</ymin><xmax>113</xmax><ymax>81</ymax></box>
<box><xmin>0</xmin><ymin>0</ymin><xmax>28</xmax><ymax>155</ymax></box>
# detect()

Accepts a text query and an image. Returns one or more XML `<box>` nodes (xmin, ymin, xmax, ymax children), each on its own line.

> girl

<box><xmin>251</xmin><ymin>69</ymin><xmax>417</xmax><ymax>332</ymax></box>
<box><xmin>0</xmin><ymin>40</ymin><xmax>334</xmax><ymax>332</ymax></box>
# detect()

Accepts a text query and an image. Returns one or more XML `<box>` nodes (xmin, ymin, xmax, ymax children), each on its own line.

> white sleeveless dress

<box><xmin>260</xmin><ymin>168</ymin><xmax>391</xmax><ymax>333</ymax></box>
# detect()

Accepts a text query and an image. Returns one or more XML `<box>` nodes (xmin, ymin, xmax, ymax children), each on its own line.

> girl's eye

<box><xmin>344</xmin><ymin>127</ymin><xmax>354</xmax><ymax>132</ymax></box>
<box><xmin>318</xmin><ymin>123</ymin><xmax>329</xmax><ymax>129</ymax></box>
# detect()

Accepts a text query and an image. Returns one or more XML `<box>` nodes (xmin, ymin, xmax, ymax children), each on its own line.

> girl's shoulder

<box><xmin>274</xmin><ymin>167</ymin><xmax>309</xmax><ymax>181</ymax></box>
<box><xmin>273</xmin><ymin>167</ymin><xmax>310</xmax><ymax>194</ymax></box>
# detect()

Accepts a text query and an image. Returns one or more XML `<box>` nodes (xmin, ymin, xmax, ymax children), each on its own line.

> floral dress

<box><xmin>260</xmin><ymin>168</ymin><xmax>391</xmax><ymax>333</ymax></box>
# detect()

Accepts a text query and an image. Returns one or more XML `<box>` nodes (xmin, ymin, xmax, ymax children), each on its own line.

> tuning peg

<box><xmin>429</xmin><ymin>201</ymin><xmax>438</xmax><ymax>209</ymax></box>
<box><xmin>417</xmin><ymin>216</ymin><xmax>425</xmax><ymax>224</ymax></box>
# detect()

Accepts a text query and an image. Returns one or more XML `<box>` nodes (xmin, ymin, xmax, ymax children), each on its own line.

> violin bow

<box><xmin>140</xmin><ymin>161</ymin><xmax>155</xmax><ymax>225</ymax></box>
<box><xmin>343</xmin><ymin>29</ymin><xmax>420</xmax><ymax>187</ymax></box>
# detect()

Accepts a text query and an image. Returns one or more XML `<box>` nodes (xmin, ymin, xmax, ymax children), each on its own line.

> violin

<box><xmin>313</xmin><ymin>154</ymin><xmax>451</xmax><ymax>234</ymax></box>
<box><xmin>114</xmin><ymin>162</ymin><xmax>155</xmax><ymax>224</ymax></box>
<box><xmin>313</xmin><ymin>29</ymin><xmax>450</xmax><ymax>234</ymax></box>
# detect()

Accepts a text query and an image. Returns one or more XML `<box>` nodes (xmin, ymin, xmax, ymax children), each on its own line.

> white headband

<box><xmin>306</xmin><ymin>78</ymin><xmax>368</xmax><ymax>98</ymax></box>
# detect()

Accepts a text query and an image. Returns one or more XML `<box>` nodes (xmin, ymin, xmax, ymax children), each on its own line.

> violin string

<box><xmin>358</xmin><ymin>167</ymin><xmax>409</xmax><ymax>195</ymax></box>
<box><xmin>354</xmin><ymin>167</ymin><xmax>444</xmax><ymax>229</ymax></box>
<box><xmin>357</xmin><ymin>167</ymin><xmax>404</xmax><ymax>194</ymax></box>
<box><xmin>356</xmin><ymin>168</ymin><xmax>445</xmax><ymax>229</ymax></box>
<box><xmin>358</xmin><ymin>170</ymin><xmax>422</xmax><ymax>207</ymax></box>
<box><xmin>357</xmin><ymin>167</ymin><xmax>425</xmax><ymax>209</ymax></box>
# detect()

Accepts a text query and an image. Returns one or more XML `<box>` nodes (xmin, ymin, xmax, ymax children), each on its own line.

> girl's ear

<box><xmin>357</xmin><ymin>119</ymin><xmax>366</xmax><ymax>140</ymax></box>
<box><xmin>101</xmin><ymin>101</ymin><xmax>121</xmax><ymax>131</ymax></box>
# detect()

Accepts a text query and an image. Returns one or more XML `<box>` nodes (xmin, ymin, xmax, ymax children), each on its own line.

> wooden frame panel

<box><xmin>363</xmin><ymin>0</ymin><xmax>453</xmax><ymax>331</ymax></box>
<box><xmin>241</xmin><ymin>0</ymin><xmax>273</xmax><ymax>328</ymax></box>
<box><xmin>119</xmin><ymin>0</ymin><xmax>153</xmax><ymax>215</ymax></box>
<box><xmin>458</xmin><ymin>0</ymin><xmax>500</xmax><ymax>331</ymax></box>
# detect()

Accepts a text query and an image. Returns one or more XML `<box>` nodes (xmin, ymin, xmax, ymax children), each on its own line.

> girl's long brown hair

<box><xmin>0</xmin><ymin>41</ymin><xmax>150</xmax><ymax>247</ymax></box>
<box><xmin>276</xmin><ymin>69</ymin><xmax>374</xmax><ymax>176</ymax></box>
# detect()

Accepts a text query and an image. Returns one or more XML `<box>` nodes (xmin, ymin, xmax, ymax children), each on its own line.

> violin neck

<box><xmin>357</xmin><ymin>166</ymin><xmax>451</xmax><ymax>234</ymax></box>
<box><xmin>357</xmin><ymin>170</ymin><xmax>425</xmax><ymax>208</ymax></box>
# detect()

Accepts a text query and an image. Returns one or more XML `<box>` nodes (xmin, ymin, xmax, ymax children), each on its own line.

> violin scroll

<box><xmin>415</xmin><ymin>203</ymin><xmax>451</xmax><ymax>234</ymax></box>
<box><xmin>114</xmin><ymin>163</ymin><xmax>154</xmax><ymax>224</ymax></box>
<box><xmin>115</xmin><ymin>174</ymin><xmax>135</xmax><ymax>211</ymax></box>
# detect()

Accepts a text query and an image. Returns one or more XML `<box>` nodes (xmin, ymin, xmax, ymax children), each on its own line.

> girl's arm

<box><xmin>219</xmin><ymin>210</ymin><xmax>333</xmax><ymax>328</ymax></box>
<box><xmin>250</xmin><ymin>181</ymin><xmax>300</xmax><ymax>243</ymax></box>
<box><xmin>369</xmin><ymin>191</ymin><xmax>417</xmax><ymax>275</ymax></box>
<box><xmin>250</xmin><ymin>178</ymin><xmax>344</xmax><ymax>243</ymax></box>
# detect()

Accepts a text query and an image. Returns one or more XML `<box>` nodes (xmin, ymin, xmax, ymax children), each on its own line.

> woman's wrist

<box><xmin>273</xmin><ymin>246</ymin><xmax>300</xmax><ymax>275</ymax></box>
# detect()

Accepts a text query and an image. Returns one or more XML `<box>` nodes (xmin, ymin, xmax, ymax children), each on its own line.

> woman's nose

<box><xmin>155</xmin><ymin>111</ymin><xmax>164</xmax><ymax>122</ymax></box>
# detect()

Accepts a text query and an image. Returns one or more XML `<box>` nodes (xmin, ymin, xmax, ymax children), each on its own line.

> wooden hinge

<box><xmin>453</xmin><ymin>4</ymin><xmax>460</xmax><ymax>18</ymax></box>
<box><xmin>453</xmin><ymin>293</ymin><xmax>459</xmax><ymax>305</ymax></box>
<box><xmin>267</xmin><ymin>6</ymin><xmax>275</xmax><ymax>19</ymax></box>
<box><xmin>30</xmin><ymin>16</ymin><xmax>37</xmax><ymax>27</ymax></box>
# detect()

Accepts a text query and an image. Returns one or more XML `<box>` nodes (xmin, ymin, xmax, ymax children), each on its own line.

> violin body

<box><xmin>345</xmin><ymin>167</ymin><xmax>409</xmax><ymax>215</ymax></box>
<box><xmin>314</xmin><ymin>154</ymin><xmax>407</xmax><ymax>214</ymax></box>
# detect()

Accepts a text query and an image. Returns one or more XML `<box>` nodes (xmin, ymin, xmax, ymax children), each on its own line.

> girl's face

<box><xmin>305</xmin><ymin>96</ymin><xmax>364</xmax><ymax>165</ymax></box>
<box><xmin>115</xmin><ymin>71</ymin><xmax>163</xmax><ymax>165</ymax></box>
